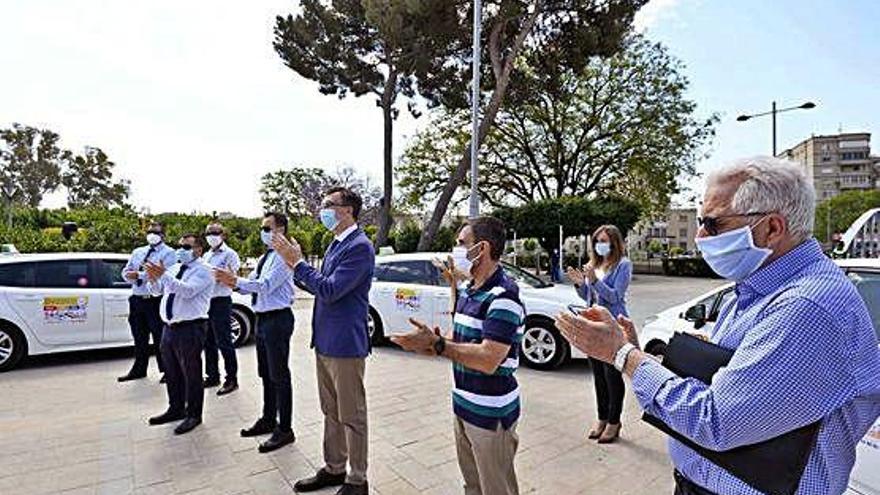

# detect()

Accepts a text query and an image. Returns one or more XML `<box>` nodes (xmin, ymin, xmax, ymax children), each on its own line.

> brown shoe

<box><xmin>587</xmin><ymin>420</ymin><xmax>608</xmax><ymax>440</ymax></box>
<box><xmin>598</xmin><ymin>423</ymin><xmax>621</xmax><ymax>444</ymax></box>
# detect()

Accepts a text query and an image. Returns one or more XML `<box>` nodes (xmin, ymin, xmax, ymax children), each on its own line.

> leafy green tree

<box><xmin>401</xmin><ymin>35</ymin><xmax>717</xmax><ymax>216</ymax></box>
<box><xmin>648</xmin><ymin>239</ymin><xmax>664</xmax><ymax>255</ymax></box>
<box><xmin>416</xmin><ymin>0</ymin><xmax>648</xmax><ymax>250</ymax></box>
<box><xmin>62</xmin><ymin>146</ymin><xmax>130</xmax><ymax>208</ymax></box>
<box><xmin>259</xmin><ymin>167</ymin><xmax>334</xmax><ymax>217</ymax></box>
<box><xmin>493</xmin><ymin>196</ymin><xmax>640</xmax><ymax>252</ymax></box>
<box><xmin>815</xmin><ymin>190</ymin><xmax>880</xmax><ymax>243</ymax></box>
<box><xmin>0</xmin><ymin>123</ymin><xmax>65</xmax><ymax>207</ymax></box>
<box><xmin>273</xmin><ymin>0</ymin><xmax>462</xmax><ymax>249</ymax></box>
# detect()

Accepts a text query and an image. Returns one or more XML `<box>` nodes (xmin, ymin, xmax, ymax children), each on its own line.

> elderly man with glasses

<box><xmin>557</xmin><ymin>156</ymin><xmax>880</xmax><ymax>495</ymax></box>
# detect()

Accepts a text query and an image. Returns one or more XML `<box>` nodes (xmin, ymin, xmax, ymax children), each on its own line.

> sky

<box><xmin>0</xmin><ymin>0</ymin><xmax>878</xmax><ymax>216</ymax></box>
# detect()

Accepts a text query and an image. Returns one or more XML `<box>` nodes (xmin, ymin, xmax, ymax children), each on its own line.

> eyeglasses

<box><xmin>321</xmin><ymin>201</ymin><xmax>347</xmax><ymax>209</ymax></box>
<box><xmin>697</xmin><ymin>212</ymin><xmax>771</xmax><ymax>236</ymax></box>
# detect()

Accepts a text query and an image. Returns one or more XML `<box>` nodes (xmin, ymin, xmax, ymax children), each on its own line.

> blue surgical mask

<box><xmin>595</xmin><ymin>242</ymin><xmax>611</xmax><ymax>257</ymax></box>
<box><xmin>696</xmin><ymin>219</ymin><xmax>772</xmax><ymax>281</ymax></box>
<box><xmin>176</xmin><ymin>248</ymin><xmax>195</xmax><ymax>265</ymax></box>
<box><xmin>260</xmin><ymin>230</ymin><xmax>274</xmax><ymax>247</ymax></box>
<box><xmin>320</xmin><ymin>208</ymin><xmax>340</xmax><ymax>231</ymax></box>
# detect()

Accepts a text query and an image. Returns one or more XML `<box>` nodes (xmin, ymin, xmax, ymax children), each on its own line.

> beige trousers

<box><xmin>454</xmin><ymin>417</ymin><xmax>520</xmax><ymax>495</ymax></box>
<box><xmin>316</xmin><ymin>353</ymin><xmax>368</xmax><ymax>485</ymax></box>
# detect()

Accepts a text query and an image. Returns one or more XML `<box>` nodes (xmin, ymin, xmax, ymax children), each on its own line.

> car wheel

<box><xmin>644</xmin><ymin>340</ymin><xmax>667</xmax><ymax>357</ymax></box>
<box><xmin>230</xmin><ymin>307</ymin><xmax>253</xmax><ymax>347</ymax></box>
<box><xmin>520</xmin><ymin>318</ymin><xmax>568</xmax><ymax>370</ymax></box>
<box><xmin>0</xmin><ymin>324</ymin><xmax>27</xmax><ymax>372</ymax></box>
<box><xmin>368</xmin><ymin>308</ymin><xmax>386</xmax><ymax>346</ymax></box>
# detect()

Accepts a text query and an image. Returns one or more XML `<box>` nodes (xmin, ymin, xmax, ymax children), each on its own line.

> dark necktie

<box><xmin>136</xmin><ymin>246</ymin><xmax>156</xmax><ymax>287</ymax></box>
<box><xmin>252</xmin><ymin>250</ymin><xmax>272</xmax><ymax>306</ymax></box>
<box><xmin>164</xmin><ymin>264</ymin><xmax>189</xmax><ymax>320</ymax></box>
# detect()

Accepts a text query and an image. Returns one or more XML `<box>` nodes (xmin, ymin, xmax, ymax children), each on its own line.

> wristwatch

<box><xmin>613</xmin><ymin>343</ymin><xmax>636</xmax><ymax>372</ymax></box>
<box><xmin>433</xmin><ymin>336</ymin><xmax>447</xmax><ymax>356</ymax></box>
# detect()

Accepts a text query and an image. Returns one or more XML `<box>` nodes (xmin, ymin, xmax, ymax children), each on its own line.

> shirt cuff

<box><xmin>631</xmin><ymin>358</ymin><xmax>677</xmax><ymax>412</ymax></box>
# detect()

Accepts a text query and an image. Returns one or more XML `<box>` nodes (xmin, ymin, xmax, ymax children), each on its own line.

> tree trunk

<box><xmin>375</xmin><ymin>70</ymin><xmax>398</xmax><ymax>249</ymax></box>
<box><xmin>417</xmin><ymin>5</ymin><xmax>543</xmax><ymax>251</ymax></box>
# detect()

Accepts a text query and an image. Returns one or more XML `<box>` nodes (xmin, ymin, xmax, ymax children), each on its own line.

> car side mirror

<box><xmin>683</xmin><ymin>304</ymin><xmax>707</xmax><ymax>329</ymax></box>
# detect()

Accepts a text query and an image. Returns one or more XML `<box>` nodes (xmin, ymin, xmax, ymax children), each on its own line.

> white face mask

<box><xmin>260</xmin><ymin>230</ymin><xmax>274</xmax><ymax>247</ymax></box>
<box><xmin>205</xmin><ymin>235</ymin><xmax>223</xmax><ymax>249</ymax></box>
<box><xmin>451</xmin><ymin>243</ymin><xmax>483</xmax><ymax>277</ymax></box>
<box><xmin>146</xmin><ymin>233</ymin><xmax>162</xmax><ymax>246</ymax></box>
<box><xmin>595</xmin><ymin>242</ymin><xmax>611</xmax><ymax>257</ymax></box>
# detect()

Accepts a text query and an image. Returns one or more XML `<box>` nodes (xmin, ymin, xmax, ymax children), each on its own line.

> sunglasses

<box><xmin>205</xmin><ymin>231</ymin><xmax>222</xmax><ymax>236</ymax></box>
<box><xmin>321</xmin><ymin>200</ymin><xmax>348</xmax><ymax>209</ymax></box>
<box><xmin>176</xmin><ymin>244</ymin><xmax>193</xmax><ymax>251</ymax></box>
<box><xmin>261</xmin><ymin>226</ymin><xmax>273</xmax><ymax>233</ymax></box>
<box><xmin>696</xmin><ymin>212</ymin><xmax>771</xmax><ymax>236</ymax></box>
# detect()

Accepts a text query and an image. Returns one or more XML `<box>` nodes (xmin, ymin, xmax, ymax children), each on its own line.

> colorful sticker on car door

<box><xmin>394</xmin><ymin>288</ymin><xmax>421</xmax><ymax>312</ymax></box>
<box><xmin>43</xmin><ymin>296</ymin><xmax>89</xmax><ymax>324</ymax></box>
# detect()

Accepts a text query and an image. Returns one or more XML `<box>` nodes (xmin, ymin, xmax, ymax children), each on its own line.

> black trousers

<box><xmin>128</xmin><ymin>296</ymin><xmax>165</xmax><ymax>375</ymax></box>
<box><xmin>160</xmin><ymin>320</ymin><xmax>207</xmax><ymax>419</ymax></box>
<box><xmin>674</xmin><ymin>471</ymin><xmax>717</xmax><ymax>495</ymax></box>
<box><xmin>255</xmin><ymin>308</ymin><xmax>294</xmax><ymax>432</ymax></box>
<box><xmin>204</xmin><ymin>296</ymin><xmax>238</xmax><ymax>382</ymax></box>
<box><xmin>590</xmin><ymin>358</ymin><xmax>626</xmax><ymax>424</ymax></box>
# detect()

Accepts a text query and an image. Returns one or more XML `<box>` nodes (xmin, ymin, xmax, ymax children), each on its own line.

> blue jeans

<box><xmin>255</xmin><ymin>308</ymin><xmax>294</xmax><ymax>432</ymax></box>
<box><xmin>204</xmin><ymin>296</ymin><xmax>238</xmax><ymax>382</ymax></box>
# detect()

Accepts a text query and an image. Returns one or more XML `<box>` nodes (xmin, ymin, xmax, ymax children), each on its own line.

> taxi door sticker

<box><xmin>860</xmin><ymin>421</ymin><xmax>880</xmax><ymax>451</ymax></box>
<box><xmin>394</xmin><ymin>288</ymin><xmax>421</xmax><ymax>312</ymax></box>
<box><xmin>43</xmin><ymin>296</ymin><xmax>89</xmax><ymax>324</ymax></box>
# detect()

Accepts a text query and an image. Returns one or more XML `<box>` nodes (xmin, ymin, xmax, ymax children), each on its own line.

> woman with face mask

<box><xmin>565</xmin><ymin>224</ymin><xmax>632</xmax><ymax>444</ymax></box>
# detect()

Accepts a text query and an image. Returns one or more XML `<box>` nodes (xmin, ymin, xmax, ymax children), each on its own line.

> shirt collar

<box><xmin>212</xmin><ymin>243</ymin><xmax>225</xmax><ymax>253</ymax></box>
<box><xmin>739</xmin><ymin>239</ymin><xmax>824</xmax><ymax>296</ymax></box>
<box><xmin>467</xmin><ymin>265</ymin><xmax>504</xmax><ymax>294</ymax></box>
<box><xmin>335</xmin><ymin>224</ymin><xmax>358</xmax><ymax>243</ymax></box>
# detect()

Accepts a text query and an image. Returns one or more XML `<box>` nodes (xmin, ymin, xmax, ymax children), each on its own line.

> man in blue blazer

<box><xmin>273</xmin><ymin>186</ymin><xmax>374</xmax><ymax>495</ymax></box>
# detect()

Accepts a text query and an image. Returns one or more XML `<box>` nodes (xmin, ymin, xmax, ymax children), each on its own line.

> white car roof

<box><xmin>835</xmin><ymin>258</ymin><xmax>880</xmax><ymax>269</ymax></box>
<box><xmin>376</xmin><ymin>252</ymin><xmax>449</xmax><ymax>263</ymax></box>
<box><xmin>0</xmin><ymin>252</ymin><xmax>129</xmax><ymax>264</ymax></box>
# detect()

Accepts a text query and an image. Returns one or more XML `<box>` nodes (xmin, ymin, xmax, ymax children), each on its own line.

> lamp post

<box><xmin>468</xmin><ymin>0</ymin><xmax>482</xmax><ymax>219</ymax></box>
<box><xmin>736</xmin><ymin>101</ymin><xmax>816</xmax><ymax>156</ymax></box>
<box><xmin>2</xmin><ymin>184</ymin><xmax>15</xmax><ymax>230</ymax></box>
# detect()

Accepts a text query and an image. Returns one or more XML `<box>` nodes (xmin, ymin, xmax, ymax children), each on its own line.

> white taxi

<box><xmin>0</xmin><ymin>252</ymin><xmax>256</xmax><ymax>372</ymax></box>
<box><xmin>367</xmin><ymin>253</ymin><xmax>588</xmax><ymax>370</ymax></box>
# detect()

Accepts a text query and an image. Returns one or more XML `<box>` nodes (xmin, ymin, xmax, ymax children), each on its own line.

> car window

<box><xmin>709</xmin><ymin>289</ymin><xmax>736</xmax><ymax>321</ymax></box>
<box><xmin>848</xmin><ymin>270</ymin><xmax>880</xmax><ymax>340</ymax></box>
<box><xmin>501</xmin><ymin>262</ymin><xmax>552</xmax><ymax>289</ymax></box>
<box><xmin>33</xmin><ymin>260</ymin><xmax>92</xmax><ymax>288</ymax></box>
<box><xmin>95</xmin><ymin>259</ymin><xmax>131</xmax><ymax>289</ymax></box>
<box><xmin>374</xmin><ymin>261</ymin><xmax>433</xmax><ymax>285</ymax></box>
<box><xmin>0</xmin><ymin>262</ymin><xmax>36</xmax><ymax>287</ymax></box>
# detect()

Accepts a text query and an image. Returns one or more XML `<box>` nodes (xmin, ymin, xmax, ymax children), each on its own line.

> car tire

<box><xmin>230</xmin><ymin>307</ymin><xmax>253</xmax><ymax>347</ymax></box>
<box><xmin>368</xmin><ymin>308</ymin><xmax>386</xmax><ymax>346</ymax></box>
<box><xmin>644</xmin><ymin>340</ymin><xmax>667</xmax><ymax>357</ymax></box>
<box><xmin>520</xmin><ymin>318</ymin><xmax>568</xmax><ymax>370</ymax></box>
<box><xmin>0</xmin><ymin>323</ymin><xmax>27</xmax><ymax>372</ymax></box>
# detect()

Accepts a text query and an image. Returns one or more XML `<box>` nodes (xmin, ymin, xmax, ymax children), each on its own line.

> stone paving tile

<box><xmin>0</xmin><ymin>277</ymin><xmax>726</xmax><ymax>494</ymax></box>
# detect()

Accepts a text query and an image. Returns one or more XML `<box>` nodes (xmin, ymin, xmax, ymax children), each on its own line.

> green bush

<box><xmin>662</xmin><ymin>257</ymin><xmax>719</xmax><ymax>278</ymax></box>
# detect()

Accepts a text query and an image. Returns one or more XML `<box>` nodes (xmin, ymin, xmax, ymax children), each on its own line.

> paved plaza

<box><xmin>0</xmin><ymin>276</ymin><xmax>725</xmax><ymax>495</ymax></box>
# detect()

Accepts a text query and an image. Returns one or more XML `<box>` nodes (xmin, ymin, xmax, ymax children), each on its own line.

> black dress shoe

<box><xmin>258</xmin><ymin>429</ymin><xmax>296</xmax><ymax>453</ymax></box>
<box><xmin>203</xmin><ymin>377</ymin><xmax>221</xmax><ymax>388</ymax></box>
<box><xmin>174</xmin><ymin>417</ymin><xmax>202</xmax><ymax>435</ymax></box>
<box><xmin>240</xmin><ymin>418</ymin><xmax>277</xmax><ymax>437</ymax></box>
<box><xmin>336</xmin><ymin>482</ymin><xmax>368</xmax><ymax>495</ymax></box>
<box><xmin>217</xmin><ymin>380</ymin><xmax>238</xmax><ymax>396</ymax></box>
<box><xmin>148</xmin><ymin>411</ymin><xmax>185</xmax><ymax>425</ymax></box>
<box><xmin>159</xmin><ymin>374</ymin><xmax>167</xmax><ymax>384</ymax></box>
<box><xmin>117</xmin><ymin>373</ymin><xmax>146</xmax><ymax>383</ymax></box>
<box><xmin>294</xmin><ymin>468</ymin><xmax>347</xmax><ymax>492</ymax></box>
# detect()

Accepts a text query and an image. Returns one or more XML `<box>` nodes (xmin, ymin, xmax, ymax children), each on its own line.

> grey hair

<box><xmin>707</xmin><ymin>156</ymin><xmax>815</xmax><ymax>243</ymax></box>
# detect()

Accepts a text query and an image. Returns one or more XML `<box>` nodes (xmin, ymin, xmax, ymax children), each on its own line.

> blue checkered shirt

<box><xmin>632</xmin><ymin>239</ymin><xmax>880</xmax><ymax>495</ymax></box>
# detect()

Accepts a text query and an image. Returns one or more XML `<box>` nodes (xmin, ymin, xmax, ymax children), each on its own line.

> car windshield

<box><xmin>501</xmin><ymin>262</ymin><xmax>552</xmax><ymax>289</ymax></box>
<box><xmin>848</xmin><ymin>269</ymin><xmax>880</xmax><ymax>340</ymax></box>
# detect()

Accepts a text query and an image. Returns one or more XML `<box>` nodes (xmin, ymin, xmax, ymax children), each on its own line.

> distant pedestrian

<box><xmin>566</xmin><ymin>224</ymin><xmax>632</xmax><ymax>443</ymax></box>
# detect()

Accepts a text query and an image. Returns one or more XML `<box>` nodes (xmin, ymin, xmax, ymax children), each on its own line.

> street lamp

<box><xmin>736</xmin><ymin>101</ymin><xmax>816</xmax><ymax>156</ymax></box>
<box><xmin>468</xmin><ymin>0</ymin><xmax>482</xmax><ymax>219</ymax></box>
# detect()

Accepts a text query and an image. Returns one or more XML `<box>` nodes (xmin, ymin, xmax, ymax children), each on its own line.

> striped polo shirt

<box><xmin>452</xmin><ymin>266</ymin><xmax>525</xmax><ymax>430</ymax></box>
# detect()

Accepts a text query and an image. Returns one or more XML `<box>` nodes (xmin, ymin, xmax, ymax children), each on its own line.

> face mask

<box><xmin>146</xmin><ymin>233</ymin><xmax>162</xmax><ymax>246</ymax></box>
<box><xmin>176</xmin><ymin>248</ymin><xmax>195</xmax><ymax>265</ymax></box>
<box><xmin>451</xmin><ymin>243</ymin><xmax>483</xmax><ymax>276</ymax></box>
<box><xmin>260</xmin><ymin>230</ymin><xmax>274</xmax><ymax>247</ymax></box>
<box><xmin>320</xmin><ymin>208</ymin><xmax>340</xmax><ymax>231</ymax></box>
<box><xmin>205</xmin><ymin>235</ymin><xmax>223</xmax><ymax>249</ymax></box>
<box><xmin>595</xmin><ymin>242</ymin><xmax>611</xmax><ymax>257</ymax></box>
<box><xmin>695</xmin><ymin>219</ymin><xmax>772</xmax><ymax>282</ymax></box>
